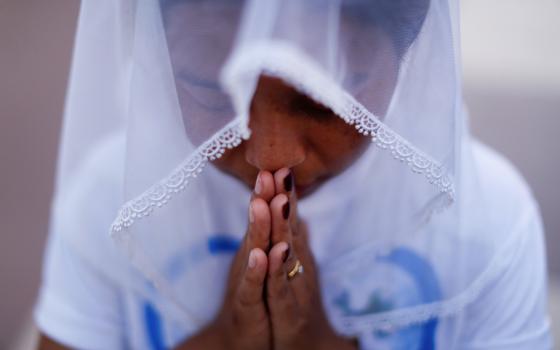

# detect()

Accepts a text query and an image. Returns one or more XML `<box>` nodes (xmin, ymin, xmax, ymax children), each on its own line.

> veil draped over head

<box><xmin>51</xmin><ymin>0</ymin><xmax>512</xmax><ymax>342</ymax></box>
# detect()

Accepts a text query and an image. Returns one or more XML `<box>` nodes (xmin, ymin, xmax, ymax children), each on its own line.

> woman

<box><xmin>36</xmin><ymin>0</ymin><xmax>552</xmax><ymax>349</ymax></box>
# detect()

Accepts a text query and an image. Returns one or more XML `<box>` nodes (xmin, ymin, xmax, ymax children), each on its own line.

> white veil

<box><xmin>49</xmin><ymin>0</ymin><xmax>512</xmax><ymax>342</ymax></box>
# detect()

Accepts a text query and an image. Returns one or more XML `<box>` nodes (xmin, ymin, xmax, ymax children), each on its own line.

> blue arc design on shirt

<box><xmin>207</xmin><ymin>234</ymin><xmax>241</xmax><ymax>254</ymax></box>
<box><xmin>143</xmin><ymin>302</ymin><xmax>166</xmax><ymax>350</ymax></box>
<box><xmin>143</xmin><ymin>234</ymin><xmax>240</xmax><ymax>349</ymax></box>
<box><xmin>143</xmin><ymin>237</ymin><xmax>439</xmax><ymax>349</ymax></box>
<box><xmin>382</xmin><ymin>247</ymin><xmax>441</xmax><ymax>349</ymax></box>
<box><xmin>334</xmin><ymin>247</ymin><xmax>441</xmax><ymax>350</ymax></box>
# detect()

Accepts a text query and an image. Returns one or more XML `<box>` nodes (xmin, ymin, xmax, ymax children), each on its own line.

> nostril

<box><xmin>245</xmin><ymin>108</ymin><xmax>307</xmax><ymax>170</ymax></box>
<box><xmin>244</xmin><ymin>139</ymin><xmax>306</xmax><ymax>171</ymax></box>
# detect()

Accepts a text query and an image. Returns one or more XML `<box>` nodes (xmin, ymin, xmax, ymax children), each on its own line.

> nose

<box><xmin>245</xmin><ymin>129</ymin><xmax>305</xmax><ymax>172</ymax></box>
<box><xmin>244</xmin><ymin>94</ymin><xmax>306</xmax><ymax>172</ymax></box>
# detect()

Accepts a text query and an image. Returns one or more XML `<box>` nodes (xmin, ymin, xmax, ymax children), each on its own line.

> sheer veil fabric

<box><xmin>52</xmin><ymin>0</ymin><xmax>514</xmax><ymax>340</ymax></box>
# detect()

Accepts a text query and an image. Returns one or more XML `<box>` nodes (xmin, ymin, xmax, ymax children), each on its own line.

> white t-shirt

<box><xmin>34</xmin><ymin>140</ymin><xmax>552</xmax><ymax>349</ymax></box>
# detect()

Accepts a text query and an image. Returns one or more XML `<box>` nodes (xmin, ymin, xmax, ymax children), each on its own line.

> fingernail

<box><xmin>254</xmin><ymin>173</ymin><xmax>262</xmax><ymax>194</ymax></box>
<box><xmin>282</xmin><ymin>201</ymin><xmax>290</xmax><ymax>220</ymax></box>
<box><xmin>282</xmin><ymin>245</ymin><xmax>290</xmax><ymax>263</ymax></box>
<box><xmin>248</xmin><ymin>250</ymin><xmax>257</xmax><ymax>269</ymax></box>
<box><xmin>249</xmin><ymin>202</ymin><xmax>255</xmax><ymax>223</ymax></box>
<box><xmin>283</xmin><ymin>171</ymin><xmax>293</xmax><ymax>192</ymax></box>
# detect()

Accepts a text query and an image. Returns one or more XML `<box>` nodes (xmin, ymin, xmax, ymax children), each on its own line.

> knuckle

<box><xmin>274</xmin><ymin>281</ymin><xmax>290</xmax><ymax>299</ymax></box>
<box><xmin>236</xmin><ymin>286</ymin><xmax>258</xmax><ymax>309</ymax></box>
<box><xmin>294</xmin><ymin>316</ymin><xmax>310</xmax><ymax>334</ymax></box>
<box><xmin>254</xmin><ymin>229</ymin><xmax>268</xmax><ymax>247</ymax></box>
<box><xmin>245</xmin><ymin>270</ymin><xmax>262</xmax><ymax>287</ymax></box>
<box><xmin>272</xmin><ymin>263</ymin><xmax>285</xmax><ymax>279</ymax></box>
<box><xmin>230</xmin><ymin>308</ymin><xmax>246</xmax><ymax>331</ymax></box>
<box><xmin>247</xmin><ymin>228</ymin><xmax>257</xmax><ymax>245</ymax></box>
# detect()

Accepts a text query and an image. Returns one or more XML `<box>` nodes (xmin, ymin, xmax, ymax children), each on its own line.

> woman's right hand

<box><xmin>179</xmin><ymin>170</ymin><xmax>276</xmax><ymax>350</ymax></box>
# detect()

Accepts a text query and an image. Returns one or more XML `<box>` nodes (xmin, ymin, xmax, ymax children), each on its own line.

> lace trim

<box><xmin>343</xmin><ymin>102</ymin><xmax>455</xmax><ymax>200</ymax></box>
<box><xmin>111</xmin><ymin>42</ymin><xmax>455</xmax><ymax>236</ymax></box>
<box><xmin>110</xmin><ymin>120</ymin><xmax>245</xmax><ymax>233</ymax></box>
<box><xmin>222</xmin><ymin>42</ymin><xmax>455</xmax><ymax>203</ymax></box>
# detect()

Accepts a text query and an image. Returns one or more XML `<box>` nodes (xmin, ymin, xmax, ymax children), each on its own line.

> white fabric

<box><xmin>35</xmin><ymin>138</ymin><xmax>552</xmax><ymax>349</ymax></box>
<box><xmin>57</xmin><ymin>2</ymin><xmax>463</xmax><ymax>319</ymax></box>
<box><xmin>36</xmin><ymin>0</ymin><xmax>552</xmax><ymax>348</ymax></box>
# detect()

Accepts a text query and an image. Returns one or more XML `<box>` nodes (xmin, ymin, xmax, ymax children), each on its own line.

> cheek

<box><xmin>308</xmin><ymin>120</ymin><xmax>370</xmax><ymax>173</ymax></box>
<box><xmin>212</xmin><ymin>143</ymin><xmax>252</xmax><ymax>178</ymax></box>
<box><xmin>211</xmin><ymin>119</ymin><xmax>369</xmax><ymax>185</ymax></box>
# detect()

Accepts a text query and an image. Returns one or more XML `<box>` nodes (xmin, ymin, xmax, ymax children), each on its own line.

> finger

<box><xmin>274</xmin><ymin>168</ymin><xmax>298</xmax><ymax>230</ymax></box>
<box><xmin>235</xmin><ymin>248</ymin><xmax>268</xmax><ymax>323</ymax></box>
<box><xmin>267</xmin><ymin>242</ymin><xmax>298</xmax><ymax>325</ymax></box>
<box><xmin>246</xmin><ymin>197</ymin><xmax>271</xmax><ymax>252</ymax></box>
<box><xmin>292</xmin><ymin>220</ymin><xmax>316</xmax><ymax>274</ymax></box>
<box><xmin>252</xmin><ymin>170</ymin><xmax>275</xmax><ymax>203</ymax></box>
<box><xmin>288</xmin><ymin>224</ymin><xmax>320</xmax><ymax>316</ymax></box>
<box><xmin>270</xmin><ymin>193</ymin><xmax>292</xmax><ymax>246</ymax></box>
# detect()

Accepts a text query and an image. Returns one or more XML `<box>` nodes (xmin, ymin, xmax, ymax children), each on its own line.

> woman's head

<box><xmin>161</xmin><ymin>0</ymin><xmax>429</xmax><ymax>197</ymax></box>
<box><xmin>212</xmin><ymin>75</ymin><xmax>376</xmax><ymax>198</ymax></box>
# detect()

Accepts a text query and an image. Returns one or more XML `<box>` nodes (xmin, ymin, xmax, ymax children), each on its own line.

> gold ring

<box><xmin>287</xmin><ymin>259</ymin><xmax>304</xmax><ymax>280</ymax></box>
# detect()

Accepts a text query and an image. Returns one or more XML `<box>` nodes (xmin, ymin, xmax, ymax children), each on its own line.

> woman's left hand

<box><xmin>265</xmin><ymin>168</ymin><xmax>357</xmax><ymax>350</ymax></box>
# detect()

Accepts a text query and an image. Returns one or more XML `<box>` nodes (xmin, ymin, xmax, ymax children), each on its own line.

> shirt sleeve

<box><xmin>457</xmin><ymin>205</ymin><xmax>553</xmax><ymax>349</ymax></box>
<box><xmin>34</xmin><ymin>231</ymin><xmax>127</xmax><ymax>350</ymax></box>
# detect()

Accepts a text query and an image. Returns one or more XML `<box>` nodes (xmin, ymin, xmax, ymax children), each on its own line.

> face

<box><xmin>163</xmin><ymin>1</ymin><xmax>400</xmax><ymax>198</ymax></box>
<box><xmin>213</xmin><ymin>76</ymin><xmax>372</xmax><ymax>198</ymax></box>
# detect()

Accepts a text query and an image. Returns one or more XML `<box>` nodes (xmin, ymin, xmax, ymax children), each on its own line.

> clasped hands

<box><xmin>182</xmin><ymin>168</ymin><xmax>356</xmax><ymax>350</ymax></box>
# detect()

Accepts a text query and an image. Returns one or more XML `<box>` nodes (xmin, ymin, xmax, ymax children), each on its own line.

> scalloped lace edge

<box><xmin>111</xmin><ymin>44</ymin><xmax>455</xmax><ymax>235</ymax></box>
<box><xmin>110</xmin><ymin>119</ymin><xmax>246</xmax><ymax>233</ymax></box>
<box><xmin>223</xmin><ymin>41</ymin><xmax>455</xmax><ymax>201</ymax></box>
<box><xmin>110</xmin><ymin>104</ymin><xmax>454</xmax><ymax>235</ymax></box>
<box><xmin>109</xmin><ymin>41</ymin><xmax>459</xmax><ymax>330</ymax></box>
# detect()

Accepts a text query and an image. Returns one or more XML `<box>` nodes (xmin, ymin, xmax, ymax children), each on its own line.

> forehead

<box><xmin>160</xmin><ymin>0</ymin><xmax>418</xmax><ymax>113</ymax></box>
<box><xmin>161</xmin><ymin>1</ymin><xmax>393</xmax><ymax>68</ymax></box>
<box><xmin>162</xmin><ymin>1</ymin><xmax>243</xmax><ymax>79</ymax></box>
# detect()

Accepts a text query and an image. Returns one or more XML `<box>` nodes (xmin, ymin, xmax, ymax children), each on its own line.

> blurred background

<box><xmin>0</xmin><ymin>0</ymin><xmax>558</xmax><ymax>348</ymax></box>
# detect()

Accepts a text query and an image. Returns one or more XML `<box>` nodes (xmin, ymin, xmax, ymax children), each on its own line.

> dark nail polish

<box><xmin>283</xmin><ymin>171</ymin><xmax>293</xmax><ymax>192</ymax></box>
<box><xmin>282</xmin><ymin>246</ymin><xmax>290</xmax><ymax>262</ymax></box>
<box><xmin>282</xmin><ymin>201</ymin><xmax>290</xmax><ymax>220</ymax></box>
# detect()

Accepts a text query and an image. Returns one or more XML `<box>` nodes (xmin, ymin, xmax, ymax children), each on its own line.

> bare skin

<box><xmin>212</xmin><ymin>76</ymin><xmax>374</xmax><ymax>199</ymax></box>
<box><xmin>176</xmin><ymin>168</ymin><xmax>358</xmax><ymax>350</ymax></box>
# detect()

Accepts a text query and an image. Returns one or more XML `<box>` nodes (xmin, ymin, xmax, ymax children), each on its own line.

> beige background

<box><xmin>0</xmin><ymin>0</ymin><xmax>558</xmax><ymax>348</ymax></box>
<box><xmin>0</xmin><ymin>0</ymin><xmax>80</xmax><ymax>347</ymax></box>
